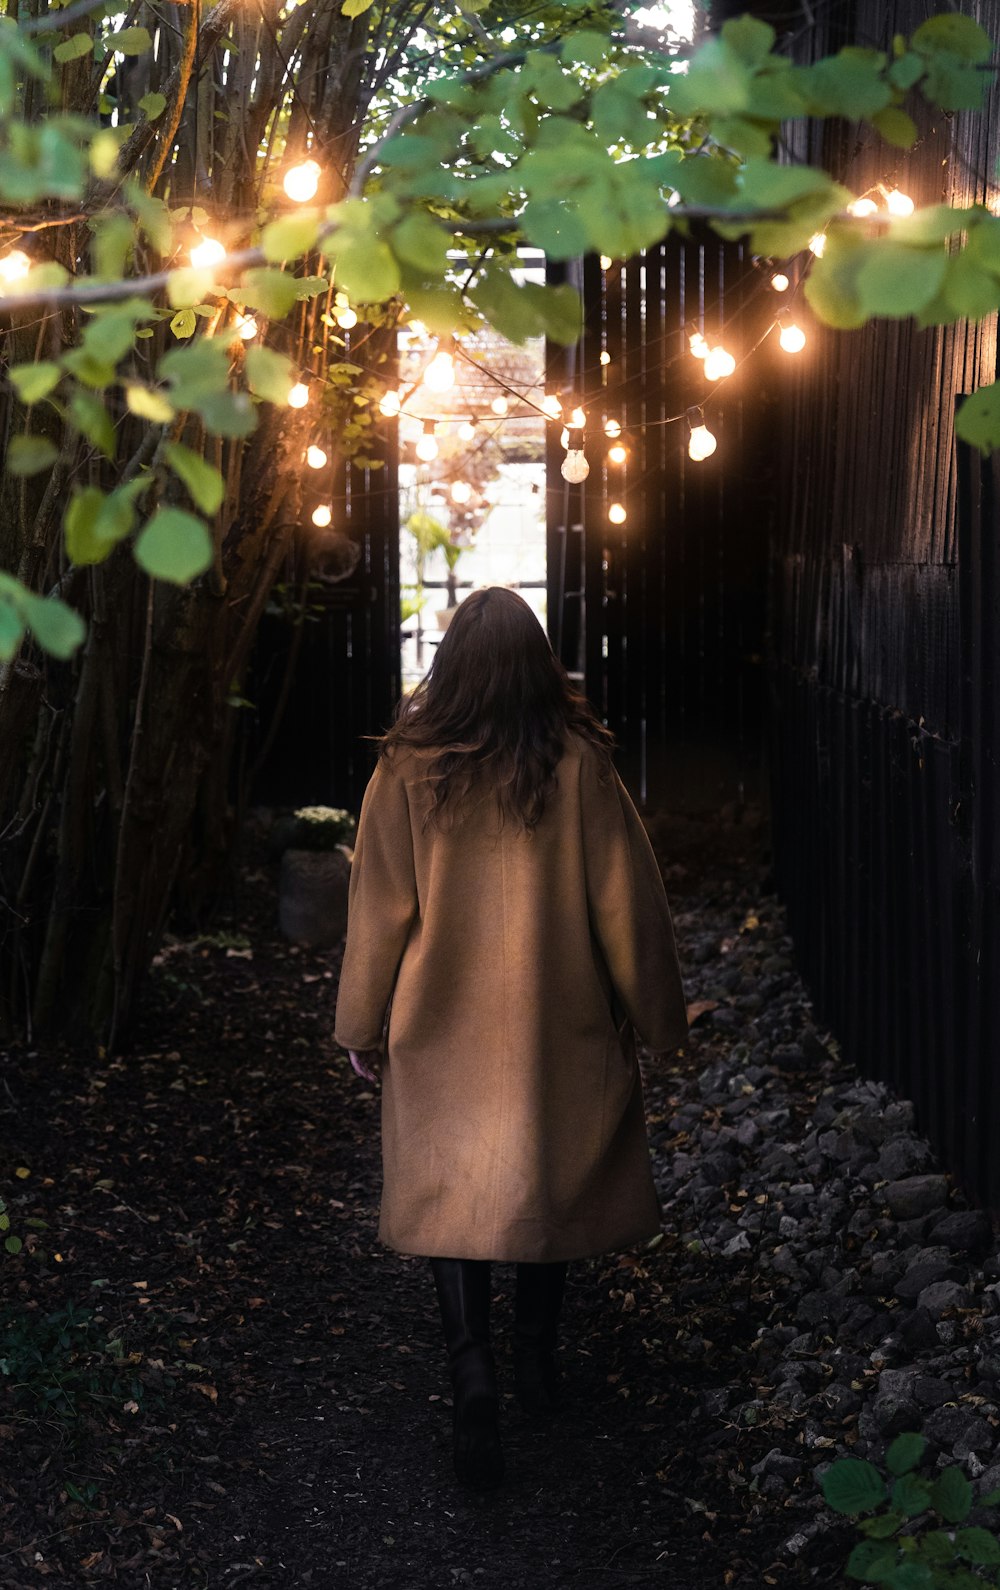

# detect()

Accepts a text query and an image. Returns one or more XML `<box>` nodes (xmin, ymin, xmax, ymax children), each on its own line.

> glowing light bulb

<box><xmin>599</xmin><ymin>255</ymin><xmax>613</xmax><ymax>270</ymax></box>
<box><xmin>190</xmin><ymin>237</ymin><xmax>226</xmax><ymax>269</ymax></box>
<box><xmin>886</xmin><ymin>188</ymin><xmax>914</xmax><ymax>216</ymax></box>
<box><xmin>336</xmin><ymin>306</ymin><xmax>358</xmax><ymax>330</ymax></box>
<box><xmin>490</xmin><ymin>395</ymin><xmax>508</xmax><ymax>416</ymax></box>
<box><xmin>0</xmin><ymin>249</ymin><xmax>31</xmax><ymax>286</ymax></box>
<box><xmin>541</xmin><ymin>394</ymin><xmax>563</xmax><ymax>419</ymax></box>
<box><xmin>808</xmin><ymin>233</ymin><xmax>827</xmax><ymax>258</ymax></box>
<box><xmin>703</xmin><ymin>346</ymin><xmax>736</xmax><ymax>381</ymax></box>
<box><xmin>458</xmin><ymin>421</ymin><xmax>476</xmax><ymax>442</ymax></box>
<box><xmin>778</xmin><ymin>321</ymin><xmax>806</xmax><ymax>354</ymax></box>
<box><xmin>283</xmin><ymin>159</ymin><xmax>321</xmax><ymax>203</ymax></box>
<box><xmin>848</xmin><ymin>197</ymin><xmax>878</xmax><ymax>217</ymax></box>
<box><xmin>689</xmin><ymin>331</ymin><xmax>709</xmax><ymax>360</ymax></box>
<box><xmin>561</xmin><ymin>450</ymin><xmax>589</xmax><ymax>484</ymax></box>
<box><xmin>424</xmin><ymin>350</ymin><xmax>456</xmax><ymax>393</ymax></box>
<box><xmin>688</xmin><ymin>424</ymin><xmax>717</xmax><ymax>462</ymax></box>
<box><xmin>235</xmin><ymin>314</ymin><xmax>258</xmax><ymax>340</ymax></box>
<box><xmin>604</xmin><ymin>419</ymin><xmax>621</xmax><ymax>439</ymax></box>
<box><xmin>416</xmin><ymin>423</ymin><xmax>439</xmax><ymax>462</ymax></box>
<box><xmin>569</xmin><ymin>406</ymin><xmax>586</xmax><ymax>430</ymax></box>
<box><xmin>311</xmin><ymin>504</ymin><xmax>332</xmax><ymax>527</ymax></box>
<box><xmin>608</xmin><ymin>502</ymin><xmax>627</xmax><ymax>525</ymax></box>
<box><xmin>306</xmin><ymin>445</ymin><xmax>328</xmax><ymax>468</ymax></box>
<box><xmin>379</xmin><ymin>390</ymin><xmax>401</xmax><ymax>418</ymax></box>
<box><xmin>450</xmin><ymin>481</ymin><xmax>472</xmax><ymax>504</ymax></box>
<box><xmin>770</xmin><ymin>273</ymin><xmax>790</xmax><ymax>292</ymax></box>
<box><xmin>608</xmin><ymin>444</ymin><xmax>627</xmax><ymax>465</ymax></box>
<box><xmin>600</xmin><ymin>351</ymin><xmax>611</xmax><ymax>366</ymax></box>
<box><xmin>287</xmin><ymin>382</ymin><xmax>309</xmax><ymax>409</ymax></box>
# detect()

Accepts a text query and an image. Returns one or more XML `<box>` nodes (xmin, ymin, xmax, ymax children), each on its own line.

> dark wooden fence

<box><xmin>768</xmin><ymin>0</ymin><xmax>1000</xmax><ymax>1206</ymax></box>
<box><xmin>545</xmin><ymin>241</ymin><xmax>775</xmax><ymax>808</ymax></box>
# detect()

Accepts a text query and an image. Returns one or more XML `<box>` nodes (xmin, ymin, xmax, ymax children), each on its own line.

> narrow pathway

<box><xmin>2</xmin><ymin>807</ymin><xmax>998</xmax><ymax>1589</ymax></box>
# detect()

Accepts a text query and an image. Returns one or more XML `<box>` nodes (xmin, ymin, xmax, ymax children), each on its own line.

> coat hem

<box><xmin>376</xmin><ymin>1225</ymin><xmax>663</xmax><ymax>1264</ymax></box>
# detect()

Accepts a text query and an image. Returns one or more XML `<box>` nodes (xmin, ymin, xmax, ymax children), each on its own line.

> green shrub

<box><xmin>820</xmin><ymin>1432</ymin><xmax>1000</xmax><ymax>1586</ymax></box>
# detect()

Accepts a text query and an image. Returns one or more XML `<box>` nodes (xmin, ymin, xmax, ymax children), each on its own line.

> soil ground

<box><xmin>0</xmin><ymin>808</ymin><xmax>855</xmax><ymax>1589</ymax></box>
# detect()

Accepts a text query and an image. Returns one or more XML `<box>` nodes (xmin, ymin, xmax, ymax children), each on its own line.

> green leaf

<box><xmin>53</xmin><ymin>32</ymin><xmax>94</xmax><ymax>62</ymax></box>
<box><xmin>521</xmin><ymin>201</ymin><xmax>590</xmax><ymax>261</ymax></box>
<box><xmin>943</xmin><ymin>251</ymin><xmax>1000</xmax><ymax>320</ymax></box>
<box><xmin>245</xmin><ymin>345</ymin><xmax>296</xmax><ymax>404</ymax></box>
<box><xmin>923</xmin><ymin>56</ymin><xmax>989</xmax><ymax>111</ymax></box>
<box><xmin>138</xmin><ymin>90</ymin><xmax>165</xmax><ymax>119</ymax></box>
<box><xmin>855</xmin><ymin>241</ymin><xmax>948</xmax><ymax>317</ymax></box>
<box><xmin>389</xmin><ymin>213</ymin><xmax>449</xmax><ymax>275</ymax></box>
<box><xmin>107</xmin><ymin>25</ymin><xmax>152</xmax><ymax>55</ymax></box>
<box><xmin>884</xmin><ymin>1565</ymin><xmax>933</xmax><ymax>1590</ymax></box>
<box><xmin>932</xmin><ymin>1467</ymin><xmax>974</xmax><ymax>1524</ymax></box>
<box><xmin>524</xmin><ymin>282</ymin><xmax>582</xmax><ymax>345</ymax></box>
<box><xmin>0</xmin><ymin>599</ymin><xmax>26</xmax><ymax>660</ymax></box>
<box><xmin>805</xmin><ymin>232</ymin><xmax>872</xmax><ymax>327</ymax></box>
<box><xmin>332</xmin><ymin>236</ymin><xmax>400</xmax><ymax>303</ymax></box>
<box><xmin>799</xmin><ymin>46</ymin><xmax>892</xmax><ymax>119</ymax></box>
<box><xmin>19</xmin><ymin>591</ymin><xmax>86</xmax><ymax>658</ymax></box>
<box><xmin>871</xmin><ymin>107</ymin><xmax>917</xmax><ymax>148</ymax></box>
<box><xmin>560</xmin><ymin>30</ymin><xmax>609</xmax><ymax>68</ymax></box>
<box><xmin>891</xmin><ymin>1473</ymin><xmax>932</xmax><ymax>1519</ymax></box>
<box><xmin>980</xmin><ymin>1488</ymin><xmax>1000</xmax><ymax>1507</ymax></box>
<box><xmin>859</xmin><ymin>1512</ymin><xmax>905</xmax><ymax>1539</ymax></box>
<box><xmin>912</xmin><ymin>13</ymin><xmax>994</xmax><ymax>63</ymax></box>
<box><xmin>888</xmin><ymin>52</ymin><xmax>924</xmax><ymax>90</ymax></box>
<box><xmin>957</xmin><ymin>382</ymin><xmax>1000</xmax><ymax>454</ymax></box>
<box><xmin>8</xmin><ymin>363</ymin><xmax>60</xmax><ymax>406</ymax></box>
<box><xmin>341</xmin><ymin>0</ymin><xmax>374</xmax><ymax>14</ymax></box>
<box><xmin>168</xmin><ymin>267</ymin><xmax>216</xmax><ymax>309</ymax></box>
<box><xmin>164</xmin><ymin>441</ymin><xmax>226</xmax><ymax>515</ymax></box>
<box><xmin>261</xmin><ymin>215</ymin><xmax>320</xmax><ymax>264</ymax></box>
<box><xmin>667</xmin><ymin>37</ymin><xmax>752</xmax><ymax>116</ymax></box>
<box><xmin>6</xmin><ymin>435</ymin><xmax>58</xmax><ymax>475</ymax></box>
<box><xmin>920</xmin><ymin>1529</ymin><xmax>958</xmax><ymax>1565</ymax></box>
<box><xmin>4</xmin><ymin>1235</ymin><xmax>22</xmax><ymax>1255</ymax></box>
<box><xmin>170</xmin><ymin>308</ymin><xmax>197</xmax><ymax>339</ymax></box>
<box><xmin>886</xmin><ymin>1434</ymin><xmax>928</xmax><ymax>1477</ymax></box>
<box><xmin>821</xmin><ymin>1458</ymin><xmax>888</xmax><ymax>1517</ymax></box>
<box><xmin>954</xmin><ymin>1526</ymin><xmax>1000</xmax><ymax>1565</ymax></box>
<box><xmin>64</xmin><ymin>481</ymin><xmax>145</xmax><ymax>564</ymax></box>
<box><xmin>134</xmin><ymin>508</ymin><xmax>213</xmax><ymax>584</ymax></box>
<box><xmin>239</xmin><ymin>267</ymin><xmax>304</xmax><ymax>319</ymax></box>
<box><xmin>68</xmin><ymin>388</ymin><xmax>115</xmax><ymax>459</ymax></box>
<box><xmin>720</xmin><ymin>14</ymin><xmax>776</xmax><ymax>66</ymax></box>
<box><xmin>736</xmin><ymin>158</ymin><xmax>838</xmax><ymax>210</ymax></box>
<box><xmin>125</xmin><ymin>384</ymin><xmax>175</xmax><ymax>423</ymax></box>
<box><xmin>845</xmin><ymin>1539</ymin><xmax>897</xmax><ymax>1582</ymax></box>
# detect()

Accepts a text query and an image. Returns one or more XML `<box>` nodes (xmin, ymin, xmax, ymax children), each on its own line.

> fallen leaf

<box><xmin>686</xmin><ymin>1000</ymin><xmax>719</xmax><ymax>1025</ymax></box>
<box><xmin>191</xmin><ymin>1382</ymin><xmax>218</xmax><ymax>1402</ymax></box>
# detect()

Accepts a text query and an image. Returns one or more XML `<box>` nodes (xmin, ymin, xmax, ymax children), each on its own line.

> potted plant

<box><xmin>275</xmin><ymin>805</ymin><xmax>357</xmax><ymax>949</ymax></box>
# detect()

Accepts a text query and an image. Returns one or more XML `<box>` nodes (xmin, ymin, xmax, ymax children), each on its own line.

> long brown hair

<box><xmin>379</xmin><ymin>587</ymin><xmax>614</xmax><ymax>830</ymax></box>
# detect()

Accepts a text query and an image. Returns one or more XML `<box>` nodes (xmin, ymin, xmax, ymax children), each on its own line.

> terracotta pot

<box><xmin>278</xmin><ymin>847</ymin><xmax>351</xmax><ymax>947</ymax></box>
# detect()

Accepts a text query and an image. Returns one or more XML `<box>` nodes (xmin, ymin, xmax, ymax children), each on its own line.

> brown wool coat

<box><xmin>333</xmin><ymin>734</ymin><xmax>689</xmax><ymax>1263</ymax></box>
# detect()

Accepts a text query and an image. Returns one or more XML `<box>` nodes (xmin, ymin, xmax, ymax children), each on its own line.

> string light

<box><xmin>235</xmin><ymin>314</ymin><xmax>258</xmax><ymax>341</ymax></box>
<box><xmin>600</xmin><ymin>351</ymin><xmax>611</xmax><ymax>366</ymax></box>
<box><xmin>424</xmin><ymin>346</ymin><xmax>456</xmax><ymax>393</ymax></box>
<box><xmin>771</xmin><ymin>273</ymin><xmax>790</xmax><ymax>292</ymax></box>
<box><xmin>335</xmin><ymin>305</ymin><xmax>358</xmax><ymax>330</ymax></box>
<box><xmin>604</xmin><ymin>419</ymin><xmax>621</xmax><ymax>438</ymax></box>
<box><xmin>458</xmin><ymin>420</ymin><xmax>476</xmax><ymax>442</ymax></box>
<box><xmin>306</xmin><ymin>445</ymin><xmax>328</xmax><ymax>468</ymax></box>
<box><xmin>569</xmin><ymin>406</ymin><xmax>586</xmax><ymax>429</ymax></box>
<box><xmin>490</xmin><ymin>395</ymin><xmax>509</xmax><ymax>416</ymax></box>
<box><xmin>450</xmin><ymin>481</ymin><xmax>472</xmax><ymax>504</ymax></box>
<box><xmin>561</xmin><ymin>450</ymin><xmax>590</xmax><ymax>483</ymax></box>
<box><xmin>808</xmin><ymin>233</ymin><xmax>827</xmax><ymax>257</ymax></box>
<box><xmin>885</xmin><ymin>188</ymin><xmax>915</xmax><ymax>216</ymax></box>
<box><xmin>190</xmin><ymin>237</ymin><xmax>226</xmax><ymax>269</ymax></box>
<box><xmin>311</xmin><ymin>504</ymin><xmax>332</xmax><ymax>527</ymax></box>
<box><xmin>416</xmin><ymin>421</ymin><xmax>439</xmax><ymax>462</ymax></box>
<box><xmin>703</xmin><ymin>346</ymin><xmax>736</xmax><ymax>381</ymax></box>
<box><xmin>686</xmin><ymin>407</ymin><xmax>717</xmax><ymax>462</ymax></box>
<box><xmin>283</xmin><ymin>159</ymin><xmax>321</xmax><ymax>203</ymax></box>
<box><xmin>378</xmin><ymin>390</ymin><xmax>401</xmax><ymax>418</ymax></box>
<box><xmin>608</xmin><ymin>444</ymin><xmax>627</xmax><ymax>465</ymax></box>
<box><xmin>778</xmin><ymin>318</ymin><xmax>807</xmax><ymax>354</ymax></box>
<box><xmin>0</xmin><ymin>249</ymin><xmax>31</xmax><ymax>287</ymax></box>
<box><xmin>608</xmin><ymin>502</ymin><xmax>627</xmax><ymax>524</ymax></box>
<box><xmin>848</xmin><ymin>197</ymin><xmax>878</xmax><ymax>218</ymax></box>
<box><xmin>689</xmin><ymin>330</ymin><xmax>709</xmax><ymax>360</ymax></box>
<box><xmin>599</xmin><ymin>255</ymin><xmax>613</xmax><ymax>270</ymax></box>
<box><xmin>287</xmin><ymin>381</ymin><xmax>309</xmax><ymax>409</ymax></box>
<box><xmin>541</xmin><ymin>394</ymin><xmax>563</xmax><ymax>419</ymax></box>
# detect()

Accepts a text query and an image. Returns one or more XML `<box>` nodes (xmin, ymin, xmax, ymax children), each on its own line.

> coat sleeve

<box><xmin>579</xmin><ymin>749</ymin><xmax>689</xmax><ymax>1052</ymax></box>
<box><xmin>334</xmin><ymin>757</ymin><xmax>419</xmax><ymax>1052</ymax></box>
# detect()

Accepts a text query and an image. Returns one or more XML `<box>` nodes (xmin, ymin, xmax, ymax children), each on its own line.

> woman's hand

<box><xmin>349</xmin><ymin>1048</ymin><xmax>382</xmax><ymax>1083</ymax></box>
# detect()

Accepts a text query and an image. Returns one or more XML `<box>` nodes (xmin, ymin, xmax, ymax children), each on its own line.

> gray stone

<box><xmin>917</xmin><ymin>1281</ymin><xmax>971</xmax><ymax>1316</ymax></box>
<box><xmin>929</xmin><ymin>1209</ymin><xmax>993</xmax><ymax>1255</ymax></box>
<box><xmin>878</xmin><ymin>1139</ymin><xmax>935</xmax><ymax>1180</ymax></box>
<box><xmin>872</xmin><ymin>1394</ymin><xmax>920</xmax><ymax>1436</ymax></box>
<box><xmin>878</xmin><ymin>1368</ymin><xmax>917</xmax><ymax>1401</ymax></box>
<box><xmin>895</xmin><ymin>1259</ymin><xmax>959</xmax><ymax>1302</ymax></box>
<box><xmin>925</xmin><ymin>1407</ymin><xmax>995</xmax><ymax>1458</ymax></box>
<box><xmin>912</xmin><ymin>1376</ymin><xmax>955</xmax><ymax>1409</ymax></box>
<box><xmin>884</xmin><ymin>1176</ymin><xmax>950</xmax><ymax>1221</ymax></box>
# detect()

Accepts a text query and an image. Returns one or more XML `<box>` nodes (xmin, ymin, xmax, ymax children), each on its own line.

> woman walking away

<box><xmin>334</xmin><ymin>587</ymin><xmax>688</xmax><ymax>1491</ymax></box>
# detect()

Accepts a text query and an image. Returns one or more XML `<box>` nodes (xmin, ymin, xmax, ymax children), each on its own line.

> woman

<box><xmin>334</xmin><ymin>587</ymin><xmax>687</xmax><ymax>1490</ymax></box>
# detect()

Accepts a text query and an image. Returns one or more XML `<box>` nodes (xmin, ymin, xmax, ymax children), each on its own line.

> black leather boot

<box><xmin>429</xmin><ymin>1257</ymin><xmax>505</xmax><ymax>1489</ymax></box>
<box><xmin>513</xmin><ymin>1260</ymin><xmax>568</xmax><ymax>1418</ymax></box>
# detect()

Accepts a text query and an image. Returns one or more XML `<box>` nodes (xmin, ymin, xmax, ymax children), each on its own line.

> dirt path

<box><xmin>0</xmin><ymin>810</ymin><xmax>852</xmax><ymax>1589</ymax></box>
